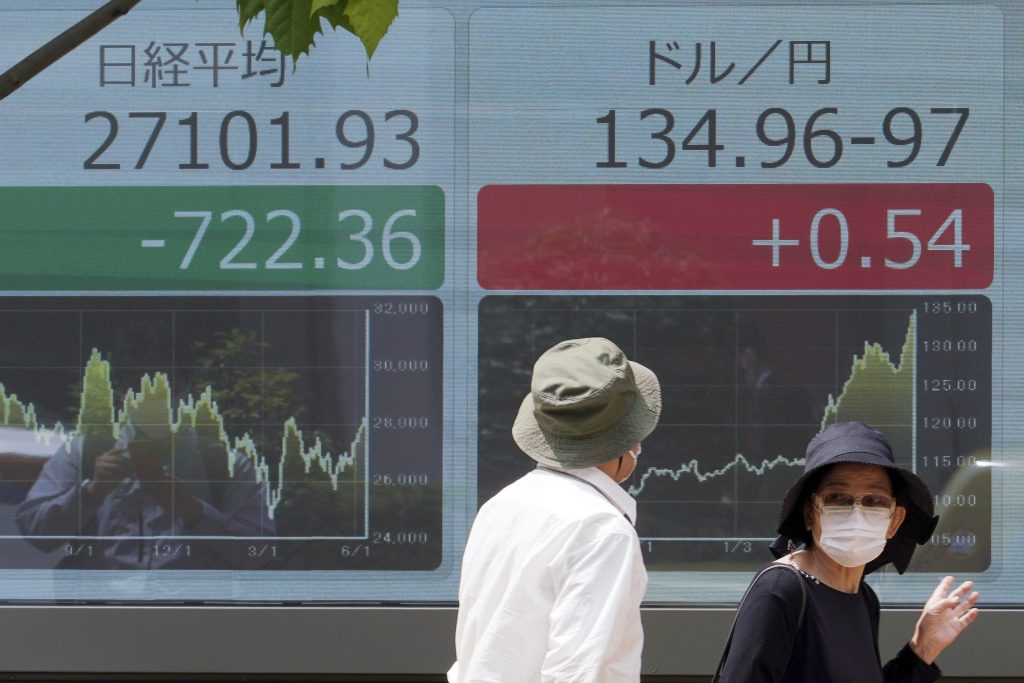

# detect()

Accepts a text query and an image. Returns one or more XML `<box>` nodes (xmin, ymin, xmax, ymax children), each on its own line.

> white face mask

<box><xmin>615</xmin><ymin>446</ymin><xmax>640</xmax><ymax>484</ymax></box>
<box><xmin>815</xmin><ymin>507</ymin><xmax>890</xmax><ymax>568</ymax></box>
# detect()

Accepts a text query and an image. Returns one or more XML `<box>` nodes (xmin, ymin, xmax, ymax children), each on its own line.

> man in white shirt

<box><xmin>449</xmin><ymin>337</ymin><xmax>661</xmax><ymax>683</ymax></box>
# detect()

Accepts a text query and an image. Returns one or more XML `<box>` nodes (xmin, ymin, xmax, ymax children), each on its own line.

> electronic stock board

<box><xmin>0</xmin><ymin>1</ymin><xmax>1019</xmax><ymax>629</ymax></box>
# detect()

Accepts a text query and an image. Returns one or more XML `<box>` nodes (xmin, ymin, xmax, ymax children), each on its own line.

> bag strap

<box><xmin>711</xmin><ymin>562</ymin><xmax>808</xmax><ymax>683</ymax></box>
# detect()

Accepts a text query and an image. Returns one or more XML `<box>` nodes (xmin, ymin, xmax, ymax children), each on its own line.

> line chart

<box><xmin>0</xmin><ymin>296</ymin><xmax>444</xmax><ymax>570</ymax></box>
<box><xmin>628</xmin><ymin>453</ymin><xmax>806</xmax><ymax>495</ymax></box>
<box><xmin>479</xmin><ymin>295</ymin><xmax>990</xmax><ymax>571</ymax></box>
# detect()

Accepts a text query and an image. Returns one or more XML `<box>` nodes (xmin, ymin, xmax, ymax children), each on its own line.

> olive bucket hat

<box><xmin>769</xmin><ymin>421</ymin><xmax>939</xmax><ymax>574</ymax></box>
<box><xmin>512</xmin><ymin>337</ymin><xmax>662</xmax><ymax>470</ymax></box>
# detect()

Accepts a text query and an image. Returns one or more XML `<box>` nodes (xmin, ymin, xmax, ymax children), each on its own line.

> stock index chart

<box><xmin>478</xmin><ymin>295</ymin><xmax>991</xmax><ymax>573</ymax></box>
<box><xmin>0</xmin><ymin>296</ymin><xmax>442</xmax><ymax>570</ymax></box>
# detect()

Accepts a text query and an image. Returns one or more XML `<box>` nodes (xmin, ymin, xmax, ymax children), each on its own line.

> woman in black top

<box><xmin>718</xmin><ymin>422</ymin><xmax>980</xmax><ymax>683</ymax></box>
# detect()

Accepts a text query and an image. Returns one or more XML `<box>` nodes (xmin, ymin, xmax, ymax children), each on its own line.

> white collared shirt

<box><xmin>448</xmin><ymin>466</ymin><xmax>647</xmax><ymax>683</ymax></box>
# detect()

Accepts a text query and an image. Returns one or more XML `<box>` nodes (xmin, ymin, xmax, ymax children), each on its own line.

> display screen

<box><xmin>0</xmin><ymin>0</ymin><xmax>1019</xmax><ymax>608</ymax></box>
<box><xmin>479</xmin><ymin>295</ymin><xmax>991</xmax><ymax>575</ymax></box>
<box><xmin>0</xmin><ymin>296</ymin><xmax>442</xmax><ymax>571</ymax></box>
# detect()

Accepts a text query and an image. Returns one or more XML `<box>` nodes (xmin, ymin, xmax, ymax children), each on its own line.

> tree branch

<box><xmin>0</xmin><ymin>0</ymin><xmax>142</xmax><ymax>102</ymax></box>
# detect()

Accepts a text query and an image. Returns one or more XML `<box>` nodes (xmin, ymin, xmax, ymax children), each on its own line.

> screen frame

<box><xmin>0</xmin><ymin>605</ymin><xmax>1019</xmax><ymax>677</ymax></box>
<box><xmin>0</xmin><ymin>0</ymin><xmax>1020</xmax><ymax>678</ymax></box>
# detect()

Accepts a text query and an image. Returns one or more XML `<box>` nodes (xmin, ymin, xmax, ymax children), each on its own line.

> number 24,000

<box><xmin>173</xmin><ymin>208</ymin><xmax>422</xmax><ymax>271</ymax></box>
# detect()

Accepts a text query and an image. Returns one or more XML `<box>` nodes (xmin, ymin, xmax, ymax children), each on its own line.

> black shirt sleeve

<box><xmin>718</xmin><ymin>567</ymin><xmax>805</xmax><ymax>683</ymax></box>
<box><xmin>881</xmin><ymin>644</ymin><xmax>942</xmax><ymax>683</ymax></box>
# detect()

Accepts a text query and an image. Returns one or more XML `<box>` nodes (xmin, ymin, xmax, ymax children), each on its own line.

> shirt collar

<box><xmin>547</xmin><ymin>466</ymin><xmax>638</xmax><ymax>526</ymax></box>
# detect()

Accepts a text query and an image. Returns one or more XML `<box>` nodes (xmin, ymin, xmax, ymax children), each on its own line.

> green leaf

<box><xmin>236</xmin><ymin>0</ymin><xmax>265</xmax><ymax>31</ymax></box>
<box><xmin>318</xmin><ymin>2</ymin><xmax>356</xmax><ymax>37</ymax></box>
<box><xmin>235</xmin><ymin>0</ymin><xmax>399</xmax><ymax>68</ymax></box>
<box><xmin>343</xmin><ymin>0</ymin><xmax>398</xmax><ymax>60</ymax></box>
<box><xmin>310</xmin><ymin>0</ymin><xmax>343</xmax><ymax>15</ymax></box>
<box><xmin>261</xmin><ymin>0</ymin><xmax>325</xmax><ymax>64</ymax></box>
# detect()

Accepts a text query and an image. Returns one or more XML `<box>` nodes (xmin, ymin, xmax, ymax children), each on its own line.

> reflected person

<box><xmin>716</xmin><ymin>421</ymin><xmax>979</xmax><ymax>682</ymax></box>
<box><xmin>15</xmin><ymin>425</ymin><xmax>273</xmax><ymax>568</ymax></box>
<box><xmin>737</xmin><ymin>338</ymin><xmax>816</xmax><ymax>463</ymax></box>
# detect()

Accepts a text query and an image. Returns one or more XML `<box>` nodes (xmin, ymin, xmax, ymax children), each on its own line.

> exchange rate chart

<box><xmin>478</xmin><ymin>295</ymin><xmax>990</xmax><ymax>572</ymax></box>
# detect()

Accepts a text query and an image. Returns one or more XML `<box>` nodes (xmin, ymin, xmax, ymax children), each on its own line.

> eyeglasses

<box><xmin>812</xmin><ymin>492</ymin><xmax>896</xmax><ymax>519</ymax></box>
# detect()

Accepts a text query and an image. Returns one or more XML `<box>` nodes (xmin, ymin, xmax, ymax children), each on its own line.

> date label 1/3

<box><xmin>0</xmin><ymin>185</ymin><xmax>444</xmax><ymax>291</ymax></box>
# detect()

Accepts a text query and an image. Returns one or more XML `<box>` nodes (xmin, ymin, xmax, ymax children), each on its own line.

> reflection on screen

<box><xmin>0</xmin><ymin>296</ymin><xmax>443</xmax><ymax>571</ymax></box>
<box><xmin>479</xmin><ymin>296</ymin><xmax>991</xmax><ymax>573</ymax></box>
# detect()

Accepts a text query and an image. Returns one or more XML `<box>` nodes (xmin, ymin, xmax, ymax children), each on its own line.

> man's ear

<box><xmin>612</xmin><ymin>455</ymin><xmax>623</xmax><ymax>481</ymax></box>
<box><xmin>887</xmin><ymin>505</ymin><xmax>907</xmax><ymax>539</ymax></box>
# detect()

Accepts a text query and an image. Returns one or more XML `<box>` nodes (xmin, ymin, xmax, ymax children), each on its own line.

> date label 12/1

<box><xmin>0</xmin><ymin>185</ymin><xmax>444</xmax><ymax>291</ymax></box>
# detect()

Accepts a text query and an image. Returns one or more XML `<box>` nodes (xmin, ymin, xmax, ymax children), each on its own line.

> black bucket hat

<box><xmin>769</xmin><ymin>421</ymin><xmax>939</xmax><ymax>574</ymax></box>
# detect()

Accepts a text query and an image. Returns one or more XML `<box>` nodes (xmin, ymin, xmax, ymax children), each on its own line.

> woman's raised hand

<box><xmin>909</xmin><ymin>575</ymin><xmax>980</xmax><ymax>665</ymax></box>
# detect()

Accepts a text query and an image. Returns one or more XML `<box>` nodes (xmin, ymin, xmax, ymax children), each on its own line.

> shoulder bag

<box><xmin>710</xmin><ymin>562</ymin><xmax>808</xmax><ymax>683</ymax></box>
